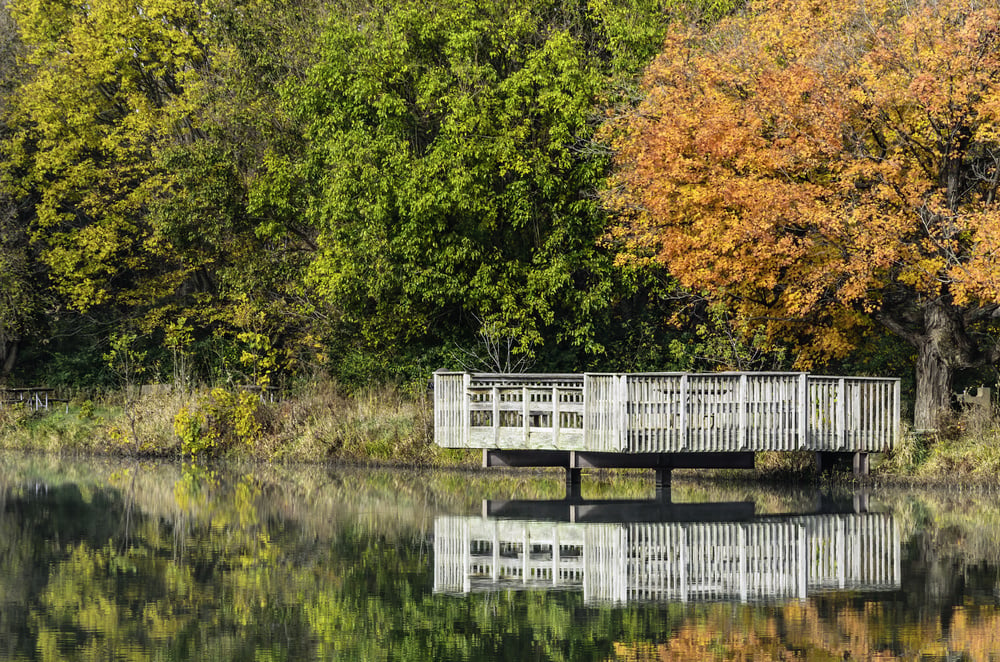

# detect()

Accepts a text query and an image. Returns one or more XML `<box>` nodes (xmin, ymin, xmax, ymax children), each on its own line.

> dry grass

<box><xmin>6</xmin><ymin>384</ymin><xmax>1000</xmax><ymax>480</ymax></box>
<box><xmin>263</xmin><ymin>380</ymin><xmax>437</xmax><ymax>463</ymax></box>
<box><xmin>0</xmin><ymin>379</ymin><xmax>447</xmax><ymax>464</ymax></box>
<box><xmin>877</xmin><ymin>404</ymin><xmax>1000</xmax><ymax>485</ymax></box>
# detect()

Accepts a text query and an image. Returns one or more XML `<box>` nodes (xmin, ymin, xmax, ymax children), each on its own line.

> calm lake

<box><xmin>1</xmin><ymin>454</ymin><xmax>998</xmax><ymax>661</ymax></box>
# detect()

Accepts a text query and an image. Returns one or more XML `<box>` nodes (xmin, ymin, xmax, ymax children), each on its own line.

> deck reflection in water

<box><xmin>434</xmin><ymin>497</ymin><xmax>900</xmax><ymax>605</ymax></box>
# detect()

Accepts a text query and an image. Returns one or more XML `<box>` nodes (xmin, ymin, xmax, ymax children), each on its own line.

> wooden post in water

<box><xmin>566</xmin><ymin>467</ymin><xmax>582</xmax><ymax>500</ymax></box>
<box><xmin>853</xmin><ymin>452</ymin><xmax>869</xmax><ymax>476</ymax></box>
<box><xmin>655</xmin><ymin>469</ymin><xmax>671</xmax><ymax>501</ymax></box>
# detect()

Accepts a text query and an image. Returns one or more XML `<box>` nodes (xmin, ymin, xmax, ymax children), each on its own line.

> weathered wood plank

<box><xmin>434</xmin><ymin>370</ymin><xmax>900</xmax><ymax>453</ymax></box>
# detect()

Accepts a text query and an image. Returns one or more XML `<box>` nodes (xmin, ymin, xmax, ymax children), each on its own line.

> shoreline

<box><xmin>1</xmin><ymin>384</ymin><xmax>998</xmax><ymax>488</ymax></box>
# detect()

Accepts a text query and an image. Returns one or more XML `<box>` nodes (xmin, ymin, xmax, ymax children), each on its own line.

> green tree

<box><xmin>4</xmin><ymin>0</ymin><xmax>211</xmax><ymax>312</ymax></box>
<box><xmin>1</xmin><ymin>0</ymin><xmax>328</xmax><ymax>386</ymax></box>
<box><xmin>256</xmin><ymin>0</ymin><xmax>745</xmax><ymax>381</ymax></box>
<box><xmin>259</xmin><ymin>0</ymin><xmax>613</xmax><ymax>377</ymax></box>
<box><xmin>0</xmin><ymin>0</ymin><xmax>41</xmax><ymax>378</ymax></box>
<box><xmin>1</xmin><ymin>0</ymin><xmax>746</xmax><ymax>388</ymax></box>
<box><xmin>153</xmin><ymin>0</ymin><xmax>330</xmax><ymax>384</ymax></box>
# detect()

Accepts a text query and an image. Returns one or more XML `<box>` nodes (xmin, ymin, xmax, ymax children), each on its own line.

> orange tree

<box><xmin>606</xmin><ymin>0</ymin><xmax>1000</xmax><ymax>430</ymax></box>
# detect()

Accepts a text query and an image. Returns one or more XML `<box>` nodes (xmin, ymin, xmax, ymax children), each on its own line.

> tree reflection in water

<box><xmin>0</xmin><ymin>456</ymin><xmax>997</xmax><ymax>660</ymax></box>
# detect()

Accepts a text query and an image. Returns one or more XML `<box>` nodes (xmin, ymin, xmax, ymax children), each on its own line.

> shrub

<box><xmin>174</xmin><ymin>388</ymin><xmax>266</xmax><ymax>459</ymax></box>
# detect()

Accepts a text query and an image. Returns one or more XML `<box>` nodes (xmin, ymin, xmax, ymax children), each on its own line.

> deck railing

<box><xmin>433</xmin><ymin>513</ymin><xmax>901</xmax><ymax>604</ymax></box>
<box><xmin>433</xmin><ymin>372</ymin><xmax>900</xmax><ymax>453</ymax></box>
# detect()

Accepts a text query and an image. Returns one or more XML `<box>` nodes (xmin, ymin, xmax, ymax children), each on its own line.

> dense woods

<box><xmin>1</xmin><ymin>0</ymin><xmax>998</xmax><ymax>429</ymax></box>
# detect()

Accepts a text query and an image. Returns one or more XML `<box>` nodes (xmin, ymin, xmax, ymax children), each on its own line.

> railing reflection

<box><xmin>434</xmin><ymin>498</ymin><xmax>900</xmax><ymax>605</ymax></box>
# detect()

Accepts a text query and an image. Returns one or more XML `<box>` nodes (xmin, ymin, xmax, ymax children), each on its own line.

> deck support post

<box><xmin>853</xmin><ymin>452</ymin><xmax>870</xmax><ymax>477</ymax></box>
<box><xmin>816</xmin><ymin>451</ymin><xmax>871</xmax><ymax>477</ymax></box>
<box><xmin>815</xmin><ymin>451</ymin><xmax>833</xmax><ymax>475</ymax></box>
<box><xmin>655</xmin><ymin>469</ymin><xmax>672</xmax><ymax>501</ymax></box>
<box><xmin>566</xmin><ymin>467</ymin><xmax>582</xmax><ymax>500</ymax></box>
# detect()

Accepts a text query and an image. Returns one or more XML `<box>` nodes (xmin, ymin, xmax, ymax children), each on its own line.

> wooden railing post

<box><xmin>679</xmin><ymin>374</ymin><xmax>689</xmax><ymax>451</ymax></box>
<box><xmin>837</xmin><ymin>378</ymin><xmax>846</xmax><ymax>451</ymax></box>
<box><xmin>522</xmin><ymin>386</ymin><xmax>530</xmax><ymax>445</ymax></box>
<box><xmin>616</xmin><ymin>374</ymin><xmax>628</xmax><ymax>451</ymax></box>
<box><xmin>893</xmin><ymin>379</ymin><xmax>901</xmax><ymax>451</ymax></box>
<box><xmin>798</xmin><ymin>373</ymin><xmax>808</xmax><ymax>450</ymax></box>
<box><xmin>552</xmin><ymin>385</ymin><xmax>560</xmax><ymax>446</ymax></box>
<box><xmin>463</xmin><ymin>373</ymin><xmax>471</xmax><ymax>448</ymax></box>
<box><xmin>492</xmin><ymin>385</ymin><xmax>500</xmax><ymax>447</ymax></box>
<box><xmin>433</xmin><ymin>372</ymin><xmax>442</xmax><ymax>443</ymax></box>
<box><xmin>738</xmin><ymin>374</ymin><xmax>748</xmax><ymax>451</ymax></box>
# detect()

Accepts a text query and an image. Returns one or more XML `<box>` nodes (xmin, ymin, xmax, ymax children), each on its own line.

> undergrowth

<box><xmin>0</xmin><ymin>379</ymin><xmax>461</xmax><ymax>465</ymax></box>
<box><xmin>5</xmin><ymin>384</ymin><xmax>1000</xmax><ymax>480</ymax></box>
<box><xmin>880</xmin><ymin>405</ymin><xmax>1000</xmax><ymax>484</ymax></box>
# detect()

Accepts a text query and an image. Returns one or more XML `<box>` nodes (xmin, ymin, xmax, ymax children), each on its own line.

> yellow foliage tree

<box><xmin>4</xmin><ymin>0</ymin><xmax>209</xmax><ymax>311</ymax></box>
<box><xmin>607</xmin><ymin>0</ymin><xmax>1000</xmax><ymax>430</ymax></box>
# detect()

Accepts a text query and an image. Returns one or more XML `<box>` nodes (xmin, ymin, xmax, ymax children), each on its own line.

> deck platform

<box><xmin>434</xmin><ymin>371</ymin><xmax>901</xmax><ymax>480</ymax></box>
<box><xmin>0</xmin><ymin>387</ymin><xmax>66</xmax><ymax>412</ymax></box>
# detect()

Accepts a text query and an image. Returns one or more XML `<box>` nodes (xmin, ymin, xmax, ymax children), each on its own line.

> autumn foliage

<box><xmin>606</xmin><ymin>0</ymin><xmax>1000</xmax><ymax>429</ymax></box>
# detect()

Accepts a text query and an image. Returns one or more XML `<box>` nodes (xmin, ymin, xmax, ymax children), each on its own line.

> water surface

<box><xmin>1</xmin><ymin>455</ymin><xmax>998</xmax><ymax>660</ymax></box>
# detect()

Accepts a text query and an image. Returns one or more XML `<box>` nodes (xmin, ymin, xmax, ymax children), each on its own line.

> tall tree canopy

<box><xmin>1</xmin><ymin>0</ymin><xmax>743</xmax><ymax>387</ymax></box>
<box><xmin>4</xmin><ymin>0</ymin><xmax>211</xmax><ymax>311</ymax></box>
<box><xmin>261</xmin><ymin>0</ymin><xmax>615</xmax><ymax>376</ymax></box>
<box><xmin>607</xmin><ymin>0</ymin><xmax>1000</xmax><ymax>429</ymax></box>
<box><xmin>0</xmin><ymin>0</ymin><xmax>328</xmax><ymax>383</ymax></box>
<box><xmin>257</xmin><ymin>0</ymin><xmax>743</xmax><ymax>380</ymax></box>
<box><xmin>0</xmin><ymin>0</ymin><xmax>38</xmax><ymax>377</ymax></box>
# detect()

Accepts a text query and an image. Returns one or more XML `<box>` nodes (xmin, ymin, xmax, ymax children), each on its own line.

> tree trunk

<box><xmin>913</xmin><ymin>333</ymin><xmax>954</xmax><ymax>432</ymax></box>
<box><xmin>0</xmin><ymin>339</ymin><xmax>16</xmax><ymax>377</ymax></box>
<box><xmin>911</xmin><ymin>300</ymin><xmax>968</xmax><ymax>432</ymax></box>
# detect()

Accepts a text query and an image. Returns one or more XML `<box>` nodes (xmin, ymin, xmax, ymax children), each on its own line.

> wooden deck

<box><xmin>433</xmin><ymin>512</ymin><xmax>901</xmax><ymax>604</ymax></box>
<box><xmin>433</xmin><ymin>371</ymin><xmax>900</xmax><ymax>475</ymax></box>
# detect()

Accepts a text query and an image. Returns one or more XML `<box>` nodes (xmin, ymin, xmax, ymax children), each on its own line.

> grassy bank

<box><xmin>2</xmin><ymin>383</ymin><xmax>1000</xmax><ymax>484</ymax></box>
<box><xmin>871</xmin><ymin>406</ymin><xmax>1000</xmax><ymax>486</ymax></box>
<box><xmin>0</xmin><ymin>381</ymin><xmax>476</xmax><ymax>467</ymax></box>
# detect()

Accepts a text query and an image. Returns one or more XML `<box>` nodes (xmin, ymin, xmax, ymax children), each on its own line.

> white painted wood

<box><xmin>491</xmin><ymin>385</ymin><xmax>499</xmax><ymax>447</ymax></box>
<box><xmin>679</xmin><ymin>374</ymin><xmax>689</xmax><ymax>452</ymax></box>
<box><xmin>837</xmin><ymin>378</ymin><xmax>846</xmax><ymax>450</ymax></box>
<box><xmin>434</xmin><ymin>371</ymin><xmax>900</xmax><ymax>453</ymax></box>
<box><xmin>798</xmin><ymin>373</ymin><xmax>808</xmax><ymax>451</ymax></box>
<box><xmin>463</xmin><ymin>373</ymin><xmax>471</xmax><ymax>448</ymax></box>
<box><xmin>739</xmin><ymin>374</ymin><xmax>748</xmax><ymax>450</ymax></box>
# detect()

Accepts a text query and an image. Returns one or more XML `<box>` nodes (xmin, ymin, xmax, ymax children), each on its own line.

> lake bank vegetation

<box><xmin>3</xmin><ymin>0</ymin><xmax>1000</xmax><ymax>474</ymax></box>
<box><xmin>2</xmin><ymin>379</ymin><xmax>1000</xmax><ymax>487</ymax></box>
